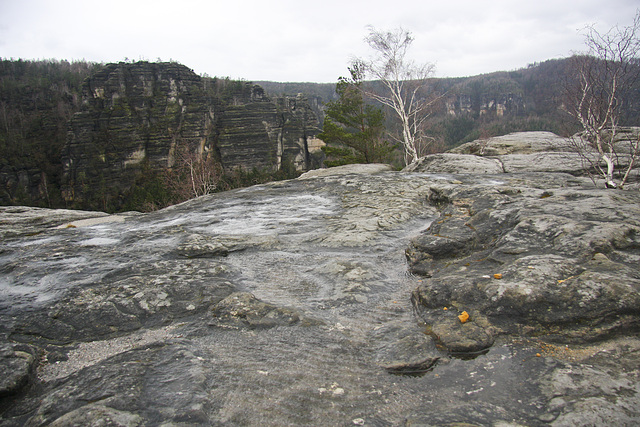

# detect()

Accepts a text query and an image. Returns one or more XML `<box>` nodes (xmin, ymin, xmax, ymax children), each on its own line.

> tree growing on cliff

<box><xmin>565</xmin><ymin>11</ymin><xmax>640</xmax><ymax>188</ymax></box>
<box><xmin>353</xmin><ymin>26</ymin><xmax>439</xmax><ymax>165</ymax></box>
<box><xmin>165</xmin><ymin>142</ymin><xmax>223</xmax><ymax>202</ymax></box>
<box><xmin>318</xmin><ymin>65</ymin><xmax>395</xmax><ymax>166</ymax></box>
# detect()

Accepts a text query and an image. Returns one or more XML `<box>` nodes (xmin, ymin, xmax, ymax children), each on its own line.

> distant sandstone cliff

<box><xmin>61</xmin><ymin>62</ymin><xmax>322</xmax><ymax>208</ymax></box>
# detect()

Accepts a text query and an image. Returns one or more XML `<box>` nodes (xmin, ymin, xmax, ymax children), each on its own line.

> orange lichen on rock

<box><xmin>458</xmin><ymin>311</ymin><xmax>470</xmax><ymax>323</ymax></box>
<box><xmin>493</xmin><ymin>273</ymin><xmax>502</xmax><ymax>279</ymax></box>
<box><xmin>557</xmin><ymin>275</ymin><xmax>576</xmax><ymax>284</ymax></box>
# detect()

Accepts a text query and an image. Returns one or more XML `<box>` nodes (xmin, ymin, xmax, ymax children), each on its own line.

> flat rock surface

<box><xmin>449</xmin><ymin>131</ymin><xmax>574</xmax><ymax>155</ymax></box>
<box><xmin>1</xmin><ymin>145</ymin><xmax>640</xmax><ymax>425</ymax></box>
<box><xmin>403</xmin><ymin>153</ymin><xmax>504</xmax><ymax>174</ymax></box>
<box><xmin>412</xmin><ymin>130</ymin><xmax>639</xmax><ymax>178</ymax></box>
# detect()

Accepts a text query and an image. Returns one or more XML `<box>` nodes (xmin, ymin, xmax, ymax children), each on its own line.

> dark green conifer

<box><xmin>318</xmin><ymin>65</ymin><xmax>395</xmax><ymax>166</ymax></box>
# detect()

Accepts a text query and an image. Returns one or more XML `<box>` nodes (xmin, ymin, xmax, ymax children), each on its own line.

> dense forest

<box><xmin>0</xmin><ymin>60</ymin><xmax>98</xmax><ymax>208</ymax></box>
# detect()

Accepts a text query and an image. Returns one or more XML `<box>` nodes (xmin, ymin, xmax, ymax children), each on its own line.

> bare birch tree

<box><xmin>166</xmin><ymin>142</ymin><xmax>223</xmax><ymax>201</ymax></box>
<box><xmin>565</xmin><ymin>11</ymin><xmax>640</xmax><ymax>188</ymax></box>
<box><xmin>354</xmin><ymin>26</ymin><xmax>438</xmax><ymax>165</ymax></box>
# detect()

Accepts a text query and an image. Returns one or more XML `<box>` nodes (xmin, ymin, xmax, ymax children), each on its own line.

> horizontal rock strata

<box><xmin>61</xmin><ymin>62</ymin><xmax>322</xmax><ymax>209</ymax></box>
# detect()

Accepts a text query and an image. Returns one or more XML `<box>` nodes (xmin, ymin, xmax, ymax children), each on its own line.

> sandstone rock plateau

<box><xmin>1</xmin><ymin>132</ymin><xmax>640</xmax><ymax>425</ymax></box>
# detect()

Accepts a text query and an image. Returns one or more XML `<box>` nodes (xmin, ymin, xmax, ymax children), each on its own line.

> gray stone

<box><xmin>1</xmin><ymin>136</ymin><xmax>640</xmax><ymax>426</ymax></box>
<box><xmin>430</xmin><ymin>316</ymin><xmax>495</xmax><ymax>355</ymax></box>
<box><xmin>8</xmin><ymin>259</ymin><xmax>236</xmax><ymax>344</ymax></box>
<box><xmin>412</xmin><ymin>130</ymin><xmax>640</xmax><ymax>178</ymax></box>
<box><xmin>298</xmin><ymin>163</ymin><xmax>394</xmax><ymax>179</ymax></box>
<box><xmin>175</xmin><ymin>233</ymin><xmax>278</xmax><ymax>258</ymax></box>
<box><xmin>499</xmin><ymin>151</ymin><xmax>587</xmax><ymax>174</ymax></box>
<box><xmin>403</xmin><ymin>152</ymin><xmax>504</xmax><ymax>174</ymax></box>
<box><xmin>541</xmin><ymin>343</ymin><xmax>640</xmax><ymax>426</ymax></box>
<box><xmin>48</xmin><ymin>404</ymin><xmax>143</xmax><ymax>427</ymax></box>
<box><xmin>0</xmin><ymin>344</ymin><xmax>37</xmax><ymax>397</ymax></box>
<box><xmin>449</xmin><ymin>131</ymin><xmax>573</xmax><ymax>155</ymax></box>
<box><xmin>210</xmin><ymin>292</ymin><xmax>320</xmax><ymax>329</ymax></box>
<box><xmin>0</xmin><ymin>206</ymin><xmax>112</xmax><ymax>239</ymax></box>
<box><xmin>408</xmin><ymin>176</ymin><xmax>640</xmax><ymax>342</ymax></box>
<box><xmin>371</xmin><ymin>323</ymin><xmax>441</xmax><ymax>374</ymax></box>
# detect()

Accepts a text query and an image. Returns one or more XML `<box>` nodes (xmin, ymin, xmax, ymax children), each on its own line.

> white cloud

<box><xmin>1</xmin><ymin>0</ymin><xmax>638</xmax><ymax>81</ymax></box>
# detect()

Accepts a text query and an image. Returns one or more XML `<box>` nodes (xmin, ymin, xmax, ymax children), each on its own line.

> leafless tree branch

<box><xmin>565</xmin><ymin>10</ymin><xmax>640</xmax><ymax>188</ymax></box>
<box><xmin>354</xmin><ymin>27</ymin><xmax>440</xmax><ymax>165</ymax></box>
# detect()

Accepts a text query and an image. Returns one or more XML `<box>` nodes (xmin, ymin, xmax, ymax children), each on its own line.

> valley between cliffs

<box><xmin>1</xmin><ymin>133</ymin><xmax>640</xmax><ymax>426</ymax></box>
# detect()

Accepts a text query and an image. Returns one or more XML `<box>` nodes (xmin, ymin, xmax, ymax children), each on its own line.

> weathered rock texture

<box><xmin>445</xmin><ymin>92</ymin><xmax>526</xmax><ymax>118</ymax></box>
<box><xmin>1</xmin><ymin>132</ymin><xmax>640</xmax><ymax>426</ymax></box>
<box><xmin>61</xmin><ymin>62</ymin><xmax>322</xmax><ymax>208</ymax></box>
<box><xmin>409</xmin><ymin>130</ymin><xmax>640</xmax><ymax>179</ymax></box>
<box><xmin>407</xmin><ymin>175</ymin><xmax>640</xmax><ymax>344</ymax></box>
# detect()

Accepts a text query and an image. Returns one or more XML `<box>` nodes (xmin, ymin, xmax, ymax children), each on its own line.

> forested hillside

<box><xmin>259</xmin><ymin>58</ymin><xmax>590</xmax><ymax>150</ymax></box>
<box><xmin>2</xmin><ymin>57</ymin><xmax>637</xmax><ymax>212</ymax></box>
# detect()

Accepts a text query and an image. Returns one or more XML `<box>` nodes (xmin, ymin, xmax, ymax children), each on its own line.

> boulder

<box><xmin>449</xmin><ymin>131</ymin><xmax>573</xmax><ymax>155</ymax></box>
<box><xmin>370</xmin><ymin>322</ymin><xmax>441</xmax><ymax>374</ymax></box>
<box><xmin>298</xmin><ymin>163</ymin><xmax>393</xmax><ymax>179</ymax></box>
<box><xmin>499</xmin><ymin>151</ymin><xmax>587</xmax><ymax>174</ymax></box>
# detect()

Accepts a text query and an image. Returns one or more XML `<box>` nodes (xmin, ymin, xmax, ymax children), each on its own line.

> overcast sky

<box><xmin>1</xmin><ymin>0</ymin><xmax>638</xmax><ymax>82</ymax></box>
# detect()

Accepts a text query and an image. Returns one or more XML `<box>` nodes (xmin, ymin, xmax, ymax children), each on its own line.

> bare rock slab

<box><xmin>370</xmin><ymin>323</ymin><xmax>441</xmax><ymax>374</ymax></box>
<box><xmin>1</xmin><ymin>143</ymin><xmax>640</xmax><ymax>426</ymax></box>
<box><xmin>210</xmin><ymin>292</ymin><xmax>321</xmax><ymax>329</ymax></box>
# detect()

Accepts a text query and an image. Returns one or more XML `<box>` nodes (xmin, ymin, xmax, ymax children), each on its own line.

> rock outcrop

<box><xmin>1</xmin><ymin>132</ymin><xmax>640</xmax><ymax>425</ymax></box>
<box><xmin>409</xmin><ymin>130</ymin><xmax>640</xmax><ymax>179</ymax></box>
<box><xmin>445</xmin><ymin>92</ymin><xmax>526</xmax><ymax>118</ymax></box>
<box><xmin>61</xmin><ymin>62</ymin><xmax>322</xmax><ymax>209</ymax></box>
<box><xmin>407</xmin><ymin>174</ymin><xmax>640</xmax><ymax>344</ymax></box>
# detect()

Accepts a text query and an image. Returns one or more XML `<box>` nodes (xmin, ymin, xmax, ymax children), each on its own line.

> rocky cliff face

<box><xmin>61</xmin><ymin>62</ymin><xmax>321</xmax><ymax>209</ymax></box>
<box><xmin>445</xmin><ymin>92</ymin><xmax>526</xmax><ymax>117</ymax></box>
<box><xmin>62</xmin><ymin>62</ymin><xmax>211</xmax><ymax>206</ymax></box>
<box><xmin>215</xmin><ymin>93</ymin><xmax>321</xmax><ymax>173</ymax></box>
<box><xmin>1</xmin><ymin>132</ymin><xmax>640</xmax><ymax>425</ymax></box>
